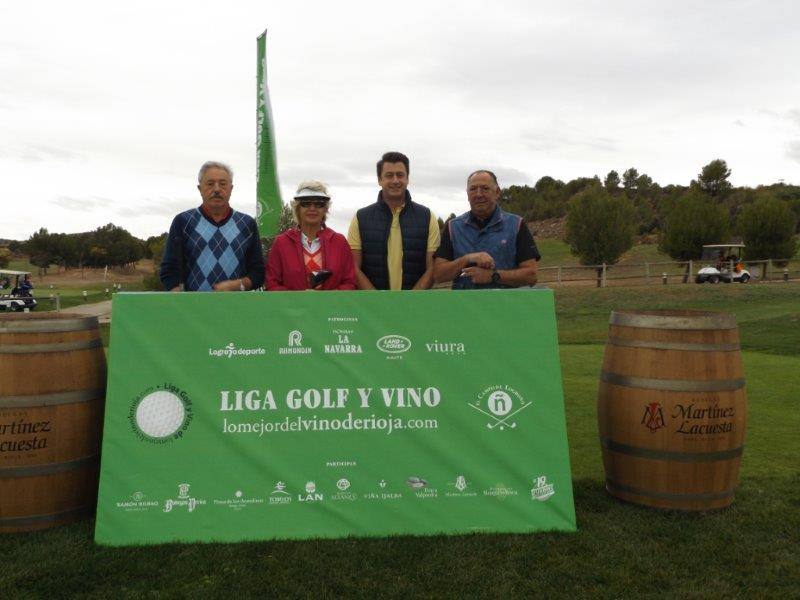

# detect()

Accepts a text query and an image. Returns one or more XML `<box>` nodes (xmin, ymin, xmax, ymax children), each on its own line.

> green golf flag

<box><xmin>95</xmin><ymin>290</ymin><xmax>576</xmax><ymax>545</ymax></box>
<box><xmin>256</xmin><ymin>29</ymin><xmax>282</xmax><ymax>236</ymax></box>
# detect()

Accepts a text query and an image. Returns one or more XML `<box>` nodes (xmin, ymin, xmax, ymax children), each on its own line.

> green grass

<box><xmin>24</xmin><ymin>282</ymin><xmax>145</xmax><ymax>312</ymax></box>
<box><xmin>537</xmin><ymin>239</ymin><xmax>578</xmax><ymax>267</ymax></box>
<box><xmin>7</xmin><ymin>258</ymin><xmax>38</xmax><ymax>272</ymax></box>
<box><xmin>2</xmin><ymin>285</ymin><xmax>799</xmax><ymax>598</ymax></box>
<box><xmin>555</xmin><ymin>283</ymin><xmax>800</xmax><ymax>355</ymax></box>
<box><xmin>538</xmin><ymin>239</ymin><xmax>672</xmax><ymax>268</ymax></box>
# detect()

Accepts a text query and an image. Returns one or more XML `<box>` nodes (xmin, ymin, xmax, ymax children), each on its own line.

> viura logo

<box><xmin>425</xmin><ymin>339</ymin><xmax>466</xmax><ymax>355</ymax></box>
<box><xmin>209</xmin><ymin>342</ymin><xmax>267</xmax><ymax>358</ymax></box>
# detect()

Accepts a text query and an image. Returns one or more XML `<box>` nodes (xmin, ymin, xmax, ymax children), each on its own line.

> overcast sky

<box><xmin>3</xmin><ymin>0</ymin><xmax>799</xmax><ymax>240</ymax></box>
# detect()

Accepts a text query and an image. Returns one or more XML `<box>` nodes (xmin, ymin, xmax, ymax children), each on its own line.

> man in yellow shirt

<box><xmin>347</xmin><ymin>152</ymin><xmax>440</xmax><ymax>290</ymax></box>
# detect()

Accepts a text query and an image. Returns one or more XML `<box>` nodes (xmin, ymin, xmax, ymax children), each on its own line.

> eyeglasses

<box><xmin>298</xmin><ymin>201</ymin><xmax>328</xmax><ymax>209</ymax></box>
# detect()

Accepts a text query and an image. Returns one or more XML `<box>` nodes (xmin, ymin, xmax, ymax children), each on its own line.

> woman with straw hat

<box><xmin>265</xmin><ymin>180</ymin><xmax>356</xmax><ymax>290</ymax></box>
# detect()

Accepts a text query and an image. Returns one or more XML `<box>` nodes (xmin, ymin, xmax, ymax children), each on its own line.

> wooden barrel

<box><xmin>0</xmin><ymin>313</ymin><xmax>106</xmax><ymax>532</ymax></box>
<box><xmin>597</xmin><ymin>310</ymin><xmax>746</xmax><ymax>511</ymax></box>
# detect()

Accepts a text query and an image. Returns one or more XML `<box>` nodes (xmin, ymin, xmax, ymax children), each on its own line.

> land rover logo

<box><xmin>376</xmin><ymin>335</ymin><xmax>412</xmax><ymax>354</ymax></box>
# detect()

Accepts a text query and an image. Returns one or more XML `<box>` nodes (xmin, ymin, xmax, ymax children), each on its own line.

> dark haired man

<box><xmin>347</xmin><ymin>151</ymin><xmax>439</xmax><ymax>290</ymax></box>
<box><xmin>433</xmin><ymin>170</ymin><xmax>539</xmax><ymax>289</ymax></box>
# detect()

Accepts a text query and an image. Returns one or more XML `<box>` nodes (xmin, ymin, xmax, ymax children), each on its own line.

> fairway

<box><xmin>1</xmin><ymin>285</ymin><xmax>798</xmax><ymax>598</ymax></box>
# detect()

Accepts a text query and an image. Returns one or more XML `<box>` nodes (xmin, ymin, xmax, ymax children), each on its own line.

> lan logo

<box><xmin>641</xmin><ymin>402</ymin><xmax>665</xmax><ymax>433</ymax></box>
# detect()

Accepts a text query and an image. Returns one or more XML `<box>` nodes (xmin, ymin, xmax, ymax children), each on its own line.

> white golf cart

<box><xmin>695</xmin><ymin>244</ymin><xmax>751</xmax><ymax>284</ymax></box>
<box><xmin>0</xmin><ymin>269</ymin><xmax>38</xmax><ymax>311</ymax></box>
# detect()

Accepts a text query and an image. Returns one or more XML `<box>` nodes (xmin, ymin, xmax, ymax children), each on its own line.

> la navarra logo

<box><xmin>129</xmin><ymin>384</ymin><xmax>193</xmax><ymax>443</ymax></box>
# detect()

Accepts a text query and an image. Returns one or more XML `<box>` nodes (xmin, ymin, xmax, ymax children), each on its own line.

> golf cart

<box><xmin>695</xmin><ymin>244</ymin><xmax>751</xmax><ymax>284</ymax></box>
<box><xmin>0</xmin><ymin>269</ymin><xmax>38</xmax><ymax>311</ymax></box>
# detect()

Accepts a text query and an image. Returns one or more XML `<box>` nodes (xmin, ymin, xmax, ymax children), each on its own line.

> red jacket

<box><xmin>265</xmin><ymin>227</ymin><xmax>356</xmax><ymax>291</ymax></box>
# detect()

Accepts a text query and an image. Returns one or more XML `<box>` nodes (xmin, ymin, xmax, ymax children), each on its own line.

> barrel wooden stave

<box><xmin>0</xmin><ymin>467</ymin><xmax>99</xmax><ymax>532</ymax></box>
<box><xmin>598</xmin><ymin>310</ymin><xmax>747</xmax><ymax>511</ymax></box>
<box><xmin>0</xmin><ymin>313</ymin><xmax>106</xmax><ymax>533</ymax></box>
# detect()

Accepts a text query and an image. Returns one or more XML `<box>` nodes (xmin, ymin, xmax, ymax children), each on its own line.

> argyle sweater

<box><xmin>160</xmin><ymin>207</ymin><xmax>264</xmax><ymax>291</ymax></box>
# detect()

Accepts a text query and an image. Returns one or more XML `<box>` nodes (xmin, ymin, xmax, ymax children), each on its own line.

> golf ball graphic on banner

<box><xmin>129</xmin><ymin>385</ymin><xmax>193</xmax><ymax>443</ymax></box>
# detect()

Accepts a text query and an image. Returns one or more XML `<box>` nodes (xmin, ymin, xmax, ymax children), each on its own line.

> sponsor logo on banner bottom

<box><xmin>445</xmin><ymin>475</ymin><xmax>478</xmax><ymax>498</ymax></box>
<box><xmin>363</xmin><ymin>479</ymin><xmax>402</xmax><ymax>500</ymax></box>
<box><xmin>530</xmin><ymin>475</ymin><xmax>555</xmax><ymax>501</ymax></box>
<box><xmin>213</xmin><ymin>490</ymin><xmax>266</xmax><ymax>510</ymax></box>
<box><xmin>115</xmin><ymin>491</ymin><xmax>160</xmax><ymax>512</ymax></box>
<box><xmin>483</xmin><ymin>483</ymin><xmax>519</xmax><ymax>500</ymax></box>
<box><xmin>164</xmin><ymin>483</ymin><xmax>207</xmax><ymax>513</ymax></box>
<box><xmin>299</xmin><ymin>481</ymin><xmax>323</xmax><ymax>503</ymax></box>
<box><xmin>269</xmin><ymin>481</ymin><xmax>292</xmax><ymax>505</ymax></box>
<box><xmin>331</xmin><ymin>478</ymin><xmax>358</xmax><ymax>501</ymax></box>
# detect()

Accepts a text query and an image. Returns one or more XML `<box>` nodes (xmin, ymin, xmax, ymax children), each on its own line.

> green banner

<box><xmin>255</xmin><ymin>29</ymin><xmax>282</xmax><ymax>237</ymax></box>
<box><xmin>95</xmin><ymin>290</ymin><xmax>575</xmax><ymax>545</ymax></box>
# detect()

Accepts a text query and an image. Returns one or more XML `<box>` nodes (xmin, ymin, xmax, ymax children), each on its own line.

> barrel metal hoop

<box><xmin>0</xmin><ymin>454</ymin><xmax>99</xmax><ymax>478</ymax></box>
<box><xmin>610</xmin><ymin>311</ymin><xmax>737</xmax><ymax>330</ymax></box>
<box><xmin>0</xmin><ymin>388</ymin><xmax>105</xmax><ymax>408</ymax></box>
<box><xmin>0</xmin><ymin>338</ymin><xmax>103</xmax><ymax>354</ymax></box>
<box><xmin>0</xmin><ymin>505</ymin><xmax>94</xmax><ymax>528</ymax></box>
<box><xmin>606</xmin><ymin>478</ymin><xmax>736</xmax><ymax>502</ymax></box>
<box><xmin>600</xmin><ymin>371</ymin><xmax>745</xmax><ymax>392</ymax></box>
<box><xmin>0</xmin><ymin>315</ymin><xmax>98</xmax><ymax>333</ymax></box>
<box><xmin>601</xmin><ymin>437</ymin><xmax>744</xmax><ymax>462</ymax></box>
<box><xmin>607</xmin><ymin>337</ymin><xmax>741</xmax><ymax>353</ymax></box>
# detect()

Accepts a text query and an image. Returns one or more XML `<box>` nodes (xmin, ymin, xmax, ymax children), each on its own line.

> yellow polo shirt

<box><xmin>347</xmin><ymin>205</ymin><xmax>440</xmax><ymax>290</ymax></box>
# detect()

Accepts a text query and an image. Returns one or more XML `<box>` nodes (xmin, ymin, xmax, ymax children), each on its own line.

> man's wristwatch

<box><xmin>491</xmin><ymin>271</ymin><xmax>501</xmax><ymax>285</ymax></box>
<box><xmin>239</xmin><ymin>279</ymin><xmax>246</xmax><ymax>291</ymax></box>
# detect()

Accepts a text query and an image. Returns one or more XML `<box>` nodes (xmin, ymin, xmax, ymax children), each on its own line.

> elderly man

<box><xmin>160</xmin><ymin>161</ymin><xmax>264</xmax><ymax>291</ymax></box>
<box><xmin>433</xmin><ymin>170</ymin><xmax>540</xmax><ymax>289</ymax></box>
<box><xmin>347</xmin><ymin>151</ymin><xmax>440</xmax><ymax>290</ymax></box>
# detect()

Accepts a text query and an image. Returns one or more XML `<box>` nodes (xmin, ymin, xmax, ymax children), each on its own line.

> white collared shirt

<box><xmin>301</xmin><ymin>231</ymin><xmax>321</xmax><ymax>254</ymax></box>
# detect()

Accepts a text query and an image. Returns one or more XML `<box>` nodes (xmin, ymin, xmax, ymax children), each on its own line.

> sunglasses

<box><xmin>298</xmin><ymin>200</ymin><xmax>328</xmax><ymax>209</ymax></box>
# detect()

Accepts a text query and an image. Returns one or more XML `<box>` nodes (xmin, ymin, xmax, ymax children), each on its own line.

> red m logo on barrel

<box><xmin>641</xmin><ymin>402</ymin><xmax>665</xmax><ymax>432</ymax></box>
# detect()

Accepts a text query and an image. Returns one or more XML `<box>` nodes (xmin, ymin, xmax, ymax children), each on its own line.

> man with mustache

<box><xmin>160</xmin><ymin>161</ymin><xmax>264</xmax><ymax>291</ymax></box>
<box><xmin>433</xmin><ymin>170</ymin><xmax>539</xmax><ymax>289</ymax></box>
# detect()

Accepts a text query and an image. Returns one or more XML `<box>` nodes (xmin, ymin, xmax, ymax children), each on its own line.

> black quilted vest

<box><xmin>356</xmin><ymin>191</ymin><xmax>430</xmax><ymax>289</ymax></box>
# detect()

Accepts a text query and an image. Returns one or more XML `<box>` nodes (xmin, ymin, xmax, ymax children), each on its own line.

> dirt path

<box><xmin>61</xmin><ymin>300</ymin><xmax>112</xmax><ymax>324</ymax></box>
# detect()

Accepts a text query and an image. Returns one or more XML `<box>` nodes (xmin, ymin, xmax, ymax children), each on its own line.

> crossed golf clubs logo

<box><xmin>469</xmin><ymin>388</ymin><xmax>531</xmax><ymax>430</ymax></box>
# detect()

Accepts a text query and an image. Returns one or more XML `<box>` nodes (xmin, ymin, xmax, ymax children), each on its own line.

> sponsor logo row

<box><xmin>209</xmin><ymin>330</ymin><xmax>467</xmax><ymax>360</ymax></box>
<box><xmin>114</xmin><ymin>475</ymin><xmax>556</xmax><ymax>514</ymax></box>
